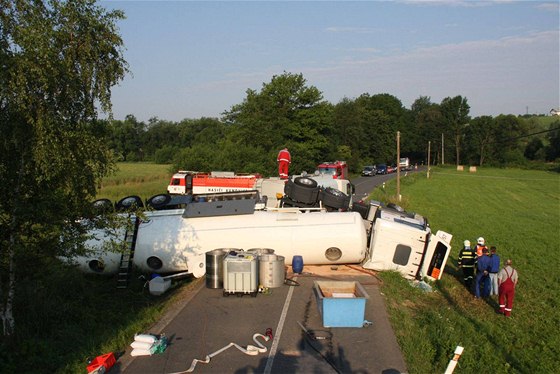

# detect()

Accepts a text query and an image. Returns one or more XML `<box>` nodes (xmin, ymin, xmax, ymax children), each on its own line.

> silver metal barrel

<box><xmin>206</xmin><ymin>248</ymin><xmax>238</xmax><ymax>289</ymax></box>
<box><xmin>247</xmin><ymin>248</ymin><xmax>275</xmax><ymax>256</ymax></box>
<box><xmin>259</xmin><ymin>254</ymin><xmax>285</xmax><ymax>288</ymax></box>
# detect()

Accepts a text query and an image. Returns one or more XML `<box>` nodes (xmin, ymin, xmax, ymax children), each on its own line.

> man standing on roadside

<box><xmin>475</xmin><ymin>248</ymin><xmax>492</xmax><ymax>299</ymax></box>
<box><xmin>458</xmin><ymin>240</ymin><xmax>476</xmax><ymax>292</ymax></box>
<box><xmin>498</xmin><ymin>259</ymin><xmax>519</xmax><ymax>317</ymax></box>
<box><xmin>277</xmin><ymin>147</ymin><xmax>291</xmax><ymax>180</ymax></box>
<box><xmin>489</xmin><ymin>246</ymin><xmax>501</xmax><ymax>297</ymax></box>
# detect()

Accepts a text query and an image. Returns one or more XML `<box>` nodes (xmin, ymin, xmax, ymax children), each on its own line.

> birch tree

<box><xmin>0</xmin><ymin>0</ymin><xmax>128</xmax><ymax>336</ymax></box>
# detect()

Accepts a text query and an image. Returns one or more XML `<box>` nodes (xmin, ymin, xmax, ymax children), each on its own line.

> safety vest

<box><xmin>475</xmin><ymin>244</ymin><xmax>487</xmax><ymax>257</ymax></box>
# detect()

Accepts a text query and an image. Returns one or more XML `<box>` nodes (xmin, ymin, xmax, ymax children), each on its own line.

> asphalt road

<box><xmin>351</xmin><ymin>168</ymin><xmax>424</xmax><ymax>202</ymax></box>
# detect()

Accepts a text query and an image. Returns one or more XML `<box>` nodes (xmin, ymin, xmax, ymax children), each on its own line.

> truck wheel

<box><xmin>285</xmin><ymin>179</ymin><xmax>319</xmax><ymax>204</ymax></box>
<box><xmin>147</xmin><ymin>194</ymin><xmax>171</xmax><ymax>210</ymax></box>
<box><xmin>92</xmin><ymin>198</ymin><xmax>114</xmax><ymax>214</ymax></box>
<box><xmin>387</xmin><ymin>203</ymin><xmax>404</xmax><ymax>213</ymax></box>
<box><xmin>320</xmin><ymin>188</ymin><xmax>349</xmax><ymax>210</ymax></box>
<box><xmin>116</xmin><ymin>195</ymin><xmax>144</xmax><ymax>212</ymax></box>
<box><xmin>293</xmin><ymin>177</ymin><xmax>318</xmax><ymax>188</ymax></box>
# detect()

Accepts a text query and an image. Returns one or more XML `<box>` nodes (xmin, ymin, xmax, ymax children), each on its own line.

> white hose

<box><xmin>167</xmin><ymin>333</ymin><xmax>270</xmax><ymax>374</ymax></box>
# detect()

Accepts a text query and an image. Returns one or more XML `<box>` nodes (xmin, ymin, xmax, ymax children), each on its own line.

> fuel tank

<box><xmin>133</xmin><ymin>209</ymin><xmax>367</xmax><ymax>277</ymax></box>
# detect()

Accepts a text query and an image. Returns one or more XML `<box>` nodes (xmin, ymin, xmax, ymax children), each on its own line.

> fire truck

<box><xmin>167</xmin><ymin>170</ymin><xmax>354</xmax><ymax>209</ymax></box>
<box><xmin>316</xmin><ymin>161</ymin><xmax>348</xmax><ymax>179</ymax></box>
<box><xmin>167</xmin><ymin>171</ymin><xmax>261</xmax><ymax>195</ymax></box>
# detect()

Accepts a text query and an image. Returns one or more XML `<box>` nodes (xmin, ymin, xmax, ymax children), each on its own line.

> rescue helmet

<box><xmin>477</xmin><ymin>237</ymin><xmax>485</xmax><ymax>245</ymax></box>
<box><xmin>463</xmin><ymin>240</ymin><xmax>471</xmax><ymax>247</ymax></box>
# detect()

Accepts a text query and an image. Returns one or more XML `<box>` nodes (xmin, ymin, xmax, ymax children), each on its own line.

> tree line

<box><xmin>107</xmin><ymin>72</ymin><xmax>560</xmax><ymax>176</ymax></box>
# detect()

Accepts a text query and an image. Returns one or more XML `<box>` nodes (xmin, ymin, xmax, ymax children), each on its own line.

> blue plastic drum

<box><xmin>292</xmin><ymin>255</ymin><xmax>304</xmax><ymax>274</ymax></box>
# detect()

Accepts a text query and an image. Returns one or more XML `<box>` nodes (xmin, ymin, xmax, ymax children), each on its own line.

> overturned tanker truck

<box><xmin>69</xmin><ymin>177</ymin><xmax>452</xmax><ymax>282</ymax></box>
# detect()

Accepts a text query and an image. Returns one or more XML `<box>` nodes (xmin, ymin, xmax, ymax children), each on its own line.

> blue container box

<box><xmin>314</xmin><ymin>281</ymin><xmax>369</xmax><ymax>328</ymax></box>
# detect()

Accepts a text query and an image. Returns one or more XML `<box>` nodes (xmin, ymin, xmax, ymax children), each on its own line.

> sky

<box><xmin>101</xmin><ymin>0</ymin><xmax>560</xmax><ymax>123</ymax></box>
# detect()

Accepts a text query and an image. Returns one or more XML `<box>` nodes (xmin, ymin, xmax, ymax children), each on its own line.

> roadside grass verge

<box><xmin>371</xmin><ymin>167</ymin><xmax>560</xmax><ymax>373</ymax></box>
<box><xmin>1</xmin><ymin>261</ymin><xmax>200</xmax><ymax>373</ymax></box>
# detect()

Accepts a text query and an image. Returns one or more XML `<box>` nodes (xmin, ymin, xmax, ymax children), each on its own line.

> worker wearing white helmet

<box><xmin>474</xmin><ymin>237</ymin><xmax>488</xmax><ymax>257</ymax></box>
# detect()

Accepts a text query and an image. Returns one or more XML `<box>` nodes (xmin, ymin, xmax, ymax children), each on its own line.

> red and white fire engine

<box><xmin>316</xmin><ymin>161</ymin><xmax>348</xmax><ymax>179</ymax></box>
<box><xmin>167</xmin><ymin>171</ymin><xmax>261</xmax><ymax>195</ymax></box>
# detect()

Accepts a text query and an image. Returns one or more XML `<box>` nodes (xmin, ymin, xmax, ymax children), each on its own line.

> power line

<box><xmin>476</xmin><ymin>126</ymin><xmax>560</xmax><ymax>146</ymax></box>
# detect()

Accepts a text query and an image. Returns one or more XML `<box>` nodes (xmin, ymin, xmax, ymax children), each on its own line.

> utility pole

<box><xmin>427</xmin><ymin>141</ymin><xmax>431</xmax><ymax>179</ymax></box>
<box><xmin>396</xmin><ymin>131</ymin><xmax>401</xmax><ymax>201</ymax></box>
<box><xmin>441</xmin><ymin>133</ymin><xmax>444</xmax><ymax>165</ymax></box>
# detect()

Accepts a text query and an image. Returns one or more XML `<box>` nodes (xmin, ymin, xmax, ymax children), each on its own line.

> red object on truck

<box><xmin>316</xmin><ymin>161</ymin><xmax>348</xmax><ymax>179</ymax></box>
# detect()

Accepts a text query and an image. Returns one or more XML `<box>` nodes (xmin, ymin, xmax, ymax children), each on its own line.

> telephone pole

<box><xmin>441</xmin><ymin>133</ymin><xmax>444</xmax><ymax>165</ymax></box>
<box><xmin>396</xmin><ymin>131</ymin><xmax>401</xmax><ymax>200</ymax></box>
<box><xmin>427</xmin><ymin>141</ymin><xmax>431</xmax><ymax>179</ymax></box>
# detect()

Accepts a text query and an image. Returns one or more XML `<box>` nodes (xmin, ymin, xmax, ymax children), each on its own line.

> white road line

<box><xmin>264</xmin><ymin>276</ymin><xmax>297</xmax><ymax>374</ymax></box>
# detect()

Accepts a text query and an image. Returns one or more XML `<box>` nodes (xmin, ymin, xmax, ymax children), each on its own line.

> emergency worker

<box><xmin>474</xmin><ymin>248</ymin><xmax>491</xmax><ymax>299</ymax></box>
<box><xmin>277</xmin><ymin>147</ymin><xmax>291</xmax><ymax>179</ymax></box>
<box><xmin>498</xmin><ymin>259</ymin><xmax>518</xmax><ymax>317</ymax></box>
<box><xmin>489</xmin><ymin>246</ymin><xmax>501</xmax><ymax>296</ymax></box>
<box><xmin>457</xmin><ymin>240</ymin><xmax>476</xmax><ymax>291</ymax></box>
<box><xmin>474</xmin><ymin>237</ymin><xmax>488</xmax><ymax>257</ymax></box>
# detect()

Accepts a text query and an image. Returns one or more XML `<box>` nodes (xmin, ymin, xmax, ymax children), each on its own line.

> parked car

<box><xmin>387</xmin><ymin>165</ymin><xmax>394</xmax><ymax>173</ymax></box>
<box><xmin>376</xmin><ymin>164</ymin><xmax>387</xmax><ymax>175</ymax></box>
<box><xmin>361</xmin><ymin>165</ymin><xmax>376</xmax><ymax>177</ymax></box>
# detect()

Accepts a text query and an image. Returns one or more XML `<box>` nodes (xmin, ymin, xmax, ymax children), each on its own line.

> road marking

<box><xmin>264</xmin><ymin>276</ymin><xmax>297</xmax><ymax>374</ymax></box>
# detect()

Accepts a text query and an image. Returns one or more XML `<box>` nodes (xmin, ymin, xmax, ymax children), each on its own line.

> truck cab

<box><xmin>361</xmin><ymin>202</ymin><xmax>452</xmax><ymax>281</ymax></box>
<box><xmin>167</xmin><ymin>170</ymin><xmax>197</xmax><ymax>195</ymax></box>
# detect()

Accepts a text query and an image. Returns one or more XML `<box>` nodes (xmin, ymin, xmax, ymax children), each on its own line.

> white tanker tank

<box><xmin>68</xmin><ymin>195</ymin><xmax>452</xmax><ymax>282</ymax></box>
<box><xmin>133</xmin><ymin>208</ymin><xmax>366</xmax><ymax>278</ymax></box>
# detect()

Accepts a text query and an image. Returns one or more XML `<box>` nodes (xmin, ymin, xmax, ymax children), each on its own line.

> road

<box><xmin>351</xmin><ymin>168</ymin><xmax>424</xmax><ymax>202</ymax></box>
<box><xmin>350</xmin><ymin>172</ymin><xmax>395</xmax><ymax>202</ymax></box>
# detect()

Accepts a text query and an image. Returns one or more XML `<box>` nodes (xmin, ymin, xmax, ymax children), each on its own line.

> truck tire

<box><xmin>320</xmin><ymin>187</ymin><xmax>349</xmax><ymax>210</ymax></box>
<box><xmin>92</xmin><ymin>198</ymin><xmax>114</xmax><ymax>214</ymax></box>
<box><xmin>387</xmin><ymin>203</ymin><xmax>404</xmax><ymax>213</ymax></box>
<box><xmin>293</xmin><ymin>177</ymin><xmax>318</xmax><ymax>189</ymax></box>
<box><xmin>284</xmin><ymin>178</ymin><xmax>319</xmax><ymax>204</ymax></box>
<box><xmin>146</xmin><ymin>194</ymin><xmax>171</xmax><ymax>210</ymax></box>
<box><xmin>115</xmin><ymin>195</ymin><xmax>144</xmax><ymax>212</ymax></box>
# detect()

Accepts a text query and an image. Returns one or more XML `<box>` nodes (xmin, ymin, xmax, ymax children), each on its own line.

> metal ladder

<box><xmin>117</xmin><ymin>216</ymin><xmax>140</xmax><ymax>289</ymax></box>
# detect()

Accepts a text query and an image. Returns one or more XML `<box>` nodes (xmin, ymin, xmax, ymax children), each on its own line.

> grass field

<box><xmin>372</xmin><ymin>167</ymin><xmax>560</xmax><ymax>373</ymax></box>
<box><xmin>96</xmin><ymin>162</ymin><xmax>172</xmax><ymax>202</ymax></box>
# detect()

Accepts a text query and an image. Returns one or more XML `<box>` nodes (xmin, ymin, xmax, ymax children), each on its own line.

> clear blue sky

<box><xmin>102</xmin><ymin>0</ymin><xmax>559</xmax><ymax>122</ymax></box>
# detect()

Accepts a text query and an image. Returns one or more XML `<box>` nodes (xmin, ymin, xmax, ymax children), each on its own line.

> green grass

<box><xmin>96</xmin><ymin>162</ymin><xmax>173</xmax><ymax>202</ymax></box>
<box><xmin>371</xmin><ymin>167</ymin><xmax>560</xmax><ymax>373</ymax></box>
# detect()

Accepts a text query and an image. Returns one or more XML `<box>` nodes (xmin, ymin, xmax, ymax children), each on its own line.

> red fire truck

<box><xmin>316</xmin><ymin>161</ymin><xmax>348</xmax><ymax>179</ymax></box>
<box><xmin>167</xmin><ymin>171</ymin><xmax>261</xmax><ymax>195</ymax></box>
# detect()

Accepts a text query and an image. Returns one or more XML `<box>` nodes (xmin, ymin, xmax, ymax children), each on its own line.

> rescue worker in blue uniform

<box><xmin>475</xmin><ymin>248</ymin><xmax>492</xmax><ymax>299</ymax></box>
<box><xmin>457</xmin><ymin>240</ymin><xmax>476</xmax><ymax>292</ymax></box>
<box><xmin>489</xmin><ymin>246</ymin><xmax>501</xmax><ymax>296</ymax></box>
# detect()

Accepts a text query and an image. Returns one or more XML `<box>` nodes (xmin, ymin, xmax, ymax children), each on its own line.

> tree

<box><xmin>0</xmin><ymin>0</ymin><xmax>127</xmax><ymax>336</ymax></box>
<box><xmin>410</xmin><ymin>97</ymin><xmax>444</xmax><ymax>164</ymax></box>
<box><xmin>440</xmin><ymin>96</ymin><xmax>470</xmax><ymax>166</ymax></box>
<box><xmin>464</xmin><ymin>116</ymin><xmax>496</xmax><ymax>166</ymax></box>
<box><xmin>223</xmin><ymin>72</ymin><xmax>332</xmax><ymax>175</ymax></box>
<box><xmin>546</xmin><ymin>121</ymin><xmax>560</xmax><ymax>161</ymax></box>
<box><xmin>108</xmin><ymin>115</ymin><xmax>146</xmax><ymax>161</ymax></box>
<box><xmin>491</xmin><ymin>115</ymin><xmax>529</xmax><ymax>165</ymax></box>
